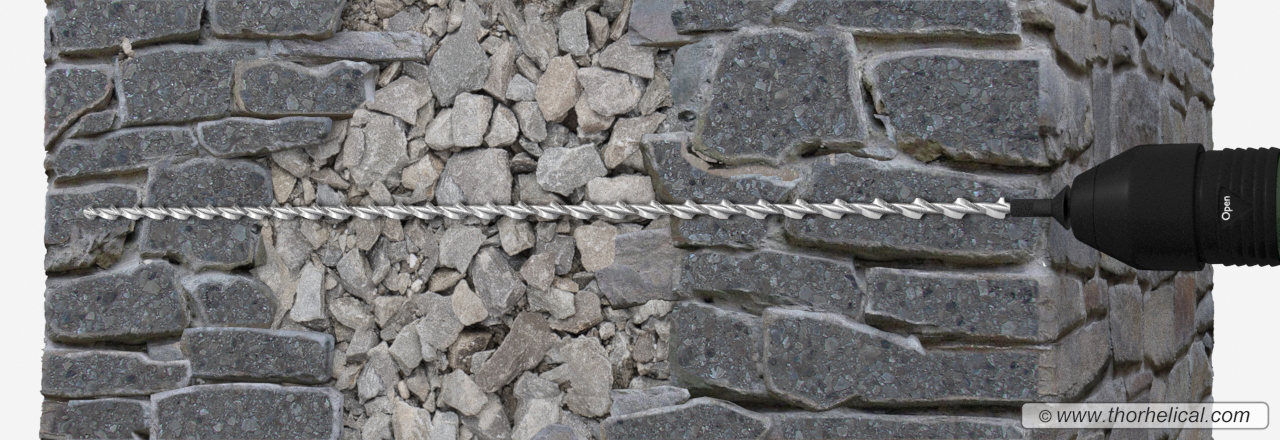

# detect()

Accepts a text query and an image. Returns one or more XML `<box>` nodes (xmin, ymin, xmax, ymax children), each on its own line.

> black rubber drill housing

<box><xmin>1011</xmin><ymin>144</ymin><xmax>1280</xmax><ymax>271</ymax></box>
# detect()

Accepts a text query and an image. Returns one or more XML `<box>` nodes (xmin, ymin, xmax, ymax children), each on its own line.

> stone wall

<box><xmin>41</xmin><ymin>0</ymin><xmax>1214</xmax><ymax>439</ymax></box>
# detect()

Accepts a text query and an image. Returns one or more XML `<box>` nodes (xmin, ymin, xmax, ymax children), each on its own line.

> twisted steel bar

<box><xmin>82</xmin><ymin>198</ymin><xmax>1011</xmax><ymax>222</ymax></box>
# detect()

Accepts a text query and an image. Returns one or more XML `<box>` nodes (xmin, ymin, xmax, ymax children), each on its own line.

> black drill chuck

<box><xmin>1010</xmin><ymin>144</ymin><xmax>1280</xmax><ymax>271</ymax></box>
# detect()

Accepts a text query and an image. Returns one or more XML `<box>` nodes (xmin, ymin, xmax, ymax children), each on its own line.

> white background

<box><xmin>1</xmin><ymin>1</ymin><xmax>1277</xmax><ymax>437</ymax></box>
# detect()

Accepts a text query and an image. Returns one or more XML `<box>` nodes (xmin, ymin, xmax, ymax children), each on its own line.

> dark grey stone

<box><xmin>197</xmin><ymin>116</ymin><xmax>333</xmax><ymax>158</ymax></box>
<box><xmin>763</xmin><ymin>308</ymin><xmax>1038</xmax><ymax>409</ymax></box>
<box><xmin>596</xmin><ymin>229</ymin><xmax>684</xmax><ymax>307</ymax></box>
<box><xmin>1040</xmin><ymin>320</ymin><xmax>1111</xmax><ymax>401</ymax></box>
<box><xmin>49</xmin><ymin>0</ymin><xmax>203</xmax><ymax>56</ymax></box>
<box><xmin>182</xmin><ymin>273</ymin><xmax>276</xmax><ymax>328</ymax></box>
<box><xmin>1094</xmin><ymin>0</ymin><xmax>1134</xmax><ymax>23</ymax></box>
<box><xmin>428</xmin><ymin>30</ymin><xmax>490</xmax><ymax>106</ymax></box>
<box><xmin>469</xmin><ymin>247</ymin><xmax>527</xmax><ymax>317</ymax></box>
<box><xmin>436</xmin><ymin>148</ymin><xmax>514</xmax><ymax>205</ymax></box>
<box><xmin>1169</xmin><ymin>4</ymin><xmax>1212</xmax><ymax>63</ymax></box>
<box><xmin>535</xmin><ymin>234</ymin><xmax>576</xmax><ymax>276</ymax></box>
<box><xmin>207</xmin><ymin>0</ymin><xmax>345</xmax><ymax>39</ymax></box>
<box><xmin>863</xmin><ymin>268</ymin><xmax>1084</xmax><ymax>342</ymax></box>
<box><xmin>641</xmin><ymin>132</ymin><xmax>794</xmax><ymax>204</ymax></box>
<box><xmin>63</xmin><ymin>398</ymin><xmax>150</xmax><ymax>440</ymax></box>
<box><xmin>66</xmin><ymin>109</ymin><xmax>118</xmax><ymax>138</ymax></box>
<box><xmin>697</xmin><ymin>31</ymin><xmax>864</xmax><ymax>165</ymax></box>
<box><xmin>1114</xmin><ymin>71</ymin><xmax>1160</xmax><ymax>154</ymax></box>
<box><xmin>45</xmin><ymin>65</ymin><xmax>113</xmax><ymax>143</ymax></box>
<box><xmin>532</xmin><ymin>424</ymin><xmax>579</xmax><ymax>440</ymax></box>
<box><xmin>685</xmin><ymin>250</ymin><xmax>859</xmax><ymax>314</ymax></box>
<box><xmin>783</xmin><ymin>154</ymin><xmax>1041</xmax><ymax>264</ymax></box>
<box><xmin>766</xmin><ymin>410</ymin><xmax>1026</xmax><ymax>440</ymax></box>
<box><xmin>118</xmin><ymin>45</ymin><xmax>257</xmax><ymax>126</ymax></box>
<box><xmin>778</xmin><ymin>0</ymin><xmax>1018</xmax><ymax>36</ymax></box>
<box><xmin>601</xmin><ymin>397</ymin><xmax>771</xmax><ymax>440</ymax></box>
<box><xmin>473</xmin><ymin>312</ymin><xmax>557</xmax><ymax>392</ymax></box>
<box><xmin>182</xmin><ymin>327</ymin><xmax>334</xmax><ymax>384</ymax></box>
<box><xmin>269</xmin><ymin>31</ymin><xmax>433</xmax><ymax>62</ymax></box>
<box><xmin>49</xmin><ymin>127</ymin><xmax>199</xmax><ymax>180</ymax></box>
<box><xmin>42</xmin><ymin>350</ymin><xmax>190</xmax><ymax>398</ymax></box>
<box><xmin>233</xmin><ymin>60</ymin><xmax>376</xmax><ymax>117</ymax></box>
<box><xmin>610</xmin><ymin>386</ymin><xmax>692</xmax><ymax>416</ymax></box>
<box><xmin>151</xmin><ymin>384</ymin><xmax>342</xmax><ymax>440</ymax></box>
<box><xmin>670</xmin><ymin>302</ymin><xmax>767</xmax><ymax>398</ymax></box>
<box><xmin>628</xmin><ymin>0</ymin><xmax>697</xmax><ymax>46</ymax></box>
<box><xmin>45</xmin><ymin>261</ymin><xmax>189</xmax><ymax>343</ymax></box>
<box><xmin>671</xmin><ymin>0</ymin><xmax>773</xmax><ymax>32</ymax></box>
<box><xmin>138</xmin><ymin>158</ymin><xmax>272</xmax><ymax>270</ymax></box>
<box><xmin>672</xmin><ymin>216</ymin><xmax>770</xmax><ymax>249</ymax></box>
<box><xmin>871</xmin><ymin>55</ymin><xmax>1045</xmax><ymax>166</ymax></box>
<box><xmin>44</xmin><ymin>184</ymin><xmax>138</xmax><ymax>273</ymax></box>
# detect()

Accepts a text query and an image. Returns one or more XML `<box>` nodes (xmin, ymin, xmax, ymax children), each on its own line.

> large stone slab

<box><xmin>670</xmin><ymin>302</ymin><xmax>767</xmax><ymax>398</ymax></box>
<box><xmin>684</xmin><ymin>250</ymin><xmax>859</xmax><ymax>313</ymax></box>
<box><xmin>777</xmin><ymin>0</ymin><xmax>1019</xmax><ymax>36</ymax></box>
<box><xmin>783</xmin><ymin>154</ymin><xmax>1041</xmax><ymax>264</ymax></box>
<box><xmin>45</xmin><ymin>65</ymin><xmax>113</xmax><ymax>144</ymax></box>
<box><xmin>207</xmin><ymin>0</ymin><xmax>345</xmax><ymax>39</ymax></box>
<box><xmin>138</xmin><ymin>158</ymin><xmax>272</xmax><ymax>270</ymax></box>
<box><xmin>182</xmin><ymin>328</ymin><xmax>334</xmax><ymax>384</ymax></box>
<box><xmin>152</xmin><ymin>384</ymin><xmax>342</xmax><ymax>440</ymax></box>
<box><xmin>869</xmin><ymin>53</ymin><xmax>1046</xmax><ymax>166</ymax></box>
<box><xmin>44</xmin><ymin>184</ymin><xmax>138</xmax><ymax>273</ymax></box>
<box><xmin>474</xmin><ymin>312</ymin><xmax>557</xmax><ymax>392</ymax></box>
<box><xmin>863</xmin><ymin>268</ymin><xmax>1086</xmax><ymax>342</ymax></box>
<box><xmin>49</xmin><ymin>0</ymin><xmax>203</xmax><ymax>56</ymax></box>
<box><xmin>695</xmin><ymin>31</ymin><xmax>864</xmax><ymax>165</ymax></box>
<box><xmin>270</xmin><ymin>31</ymin><xmax>434</xmax><ymax>62</ymax></box>
<box><xmin>182</xmin><ymin>273</ymin><xmax>276</xmax><ymax>328</ymax></box>
<box><xmin>233</xmin><ymin>60</ymin><xmax>376</xmax><ymax>117</ymax></box>
<box><xmin>766</xmin><ymin>410</ymin><xmax>1026</xmax><ymax>440</ymax></box>
<box><xmin>197</xmin><ymin>117</ymin><xmax>332</xmax><ymax>158</ymax></box>
<box><xmin>63</xmin><ymin>398</ymin><xmax>150</xmax><ymax>440</ymax></box>
<box><xmin>43</xmin><ymin>350</ymin><xmax>190</xmax><ymax>398</ymax></box>
<box><xmin>48</xmin><ymin>127</ymin><xmax>199</xmax><ymax>180</ymax></box>
<box><xmin>595</xmin><ymin>229</ymin><xmax>684</xmax><ymax>308</ymax></box>
<box><xmin>763</xmin><ymin>308</ymin><xmax>1039</xmax><ymax>409</ymax></box>
<box><xmin>601</xmin><ymin>397</ymin><xmax>771</xmax><ymax>440</ymax></box>
<box><xmin>118</xmin><ymin>45</ymin><xmax>257</xmax><ymax>126</ymax></box>
<box><xmin>642</xmin><ymin>133</ymin><xmax>795</xmax><ymax>204</ymax></box>
<box><xmin>46</xmin><ymin>261</ymin><xmax>188</xmax><ymax>343</ymax></box>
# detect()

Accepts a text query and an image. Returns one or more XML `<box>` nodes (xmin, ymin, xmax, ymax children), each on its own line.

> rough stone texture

<box><xmin>270</xmin><ymin>31</ymin><xmax>433</xmax><ymax>62</ymax></box>
<box><xmin>672</xmin><ymin>216</ymin><xmax>770</xmax><ymax>249</ymax></box>
<box><xmin>610</xmin><ymin>386</ymin><xmax>691</xmax><ymax>416</ymax></box>
<box><xmin>586</xmin><ymin>176</ymin><xmax>656</xmax><ymax>204</ymax></box>
<box><xmin>207</xmin><ymin>0</ymin><xmax>345</xmax><ymax>39</ymax></box>
<box><xmin>601</xmin><ymin>398</ymin><xmax>771</xmax><ymax>440</ymax></box>
<box><xmin>48</xmin><ymin>0</ymin><xmax>203</xmax><ymax>56</ymax></box>
<box><xmin>437</xmin><ymin>149</ymin><xmax>513</xmax><ymax>205</ymax></box>
<box><xmin>43</xmin><ymin>350</ymin><xmax>190</xmax><ymax>398</ymax></box>
<box><xmin>474</xmin><ymin>312</ymin><xmax>558</xmax><ymax>392</ymax></box>
<box><xmin>63</xmin><ymin>398</ymin><xmax>150</xmax><ymax>440</ymax></box>
<box><xmin>44</xmin><ymin>184</ymin><xmax>137</xmax><ymax>272</ymax></box>
<box><xmin>596</xmin><ymin>229</ymin><xmax>684</xmax><ymax>307</ymax></box>
<box><xmin>696</xmin><ymin>31</ymin><xmax>864</xmax><ymax>165</ymax></box>
<box><xmin>1039</xmin><ymin>320</ymin><xmax>1112</xmax><ymax>401</ymax></box>
<box><xmin>234</xmin><ymin>60</ymin><xmax>376</xmax><ymax>116</ymax></box>
<box><xmin>642</xmin><ymin>133</ymin><xmax>794</xmax><ymax>204</ymax></box>
<box><xmin>537</xmin><ymin>145</ymin><xmax>609</xmax><ymax>196</ymax></box>
<box><xmin>543</xmin><ymin>337</ymin><xmax>612</xmax><ymax>417</ymax></box>
<box><xmin>671</xmin><ymin>0</ymin><xmax>775</xmax><ymax>32</ymax></box>
<box><xmin>629</xmin><ymin>0</ymin><xmax>698</xmax><ymax>46</ymax></box>
<box><xmin>182</xmin><ymin>273</ymin><xmax>276</xmax><ymax>328</ymax></box>
<box><xmin>578</xmin><ymin>67</ymin><xmax>642</xmax><ymax>117</ymax></box>
<box><xmin>182</xmin><ymin>328</ymin><xmax>334</xmax><ymax>384</ymax></box>
<box><xmin>429</xmin><ymin>31</ymin><xmax>490</xmax><ymax>106</ymax></box>
<box><xmin>784</xmin><ymin>154</ymin><xmax>1041</xmax><ymax>264</ymax></box>
<box><xmin>151</xmin><ymin>384</ymin><xmax>342</xmax><ymax>440</ymax></box>
<box><xmin>197</xmin><ymin>117</ymin><xmax>332</xmax><ymax>158</ymax></box>
<box><xmin>46</xmin><ymin>262</ymin><xmax>188</xmax><ymax>343</ymax></box>
<box><xmin>49</xmin><ymin>127</ymin><xmax>199</xmax><ymax>180</ymax></box>
<box><xmin>536</xmin><ymin>56</ymin><xmax>581</xmax><ymax>123</ymax></box>
<box><xmin>138</xmin><ymin>158</ymin><xmax>272</xmax><ymax>270</ymax></box>
<box><xmin>1144</xmin><ymin>284</ymin><xmax>1196</xmax><ymax>369</ymax></box>
<box><xmin>777</xmin><ymin>0</ymin><xmax>1019</xmax><ymax>36</ymax></box>
<box><xmin>670</xmin><ymin>302</ymin><xmax>767</xmax><ymax>398</ymax></box>
<box><xmin>45</xmin><ymin>65</ymin><xmax>113</xmax><ymax>144</ymax></box>
<box><xmin>685</xmin><ymin>250</ymin><xmax>859</xmax><ymax>313</ymax></box>
<box><xmin>870</xmin><ymin>54</ymin><xmax>1046</xmax><ymax>166</ymax></box>
<box><xmin>469</xmin><ymin>247</ymin><xmax>527</xmax><ymax>317</ymax></box>
<box><xmin>118</xmin><ymin>45</ymin><xmax>255</xmax><ymax>126</ymax></box>
<box><xmin>766</xmin><ymin>410</ymin><xmax>1026</xmax><ymax>440</ymax></box>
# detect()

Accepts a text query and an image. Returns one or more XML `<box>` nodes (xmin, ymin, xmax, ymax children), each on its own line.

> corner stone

<box><xmin>601</xmin><ymin>397</ymin><xmax>771</xmax><ymax>440</ymax></box>
<box><xmin>207</xmin><ymin>0</ymin><xmax>345</xmax><ymax>39</ymax></box>
<box><xmin>43</xmin><ymin>350</ymin><xmax>190</xmax><ymax>398</ymax></box>
<box><xmin>45</xmin><ymin>65</ymin><xmax>113</xmax><ymax>144</ymax></box>
<box><xmin>118</xmin><ymin>45</ymin><xmax>257</xmax><ymax>126</ymax></box>
<box><xmin>44</xmin><ymin>184</ymin><xmax>138</xmax><ymax>273</ymax></box>
<box><xmin>234</xmin><ymin>60</ymin><xmax>376</xmax><ymax>117</ymax></box>
<box><xmin>182</xmin><ymin>328</ymin><xmax>334</xmax><ymax>384</ymax></box>
<box><xmin>46</xmin><ymin>261</ymin><xmax>189</xmax><ymax>343</ymax></box>
<box><xmin>49</xmin><ymin>0</ymin><xmax>203</xmax><ymax>56</ymax></box>
<box><xmin>138</xmin><ymin>158</ymin><xmax>272</xmax><ymax>270</ymax></box>
<box><xmin>669</xmin><ymin>302</ymin><xmax>767</xmax><ymax>399</ymax></box>
<box><xmin>151</xmin><ymin>384</ymin><xmax>342</xmax><ymax>440</ymax></box>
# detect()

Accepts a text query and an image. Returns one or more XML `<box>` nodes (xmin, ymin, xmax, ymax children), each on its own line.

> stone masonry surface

<box><xmin>41</xmin><ymin>0</ymin><xmax>1215</xmax><ymax>439</ymax></box>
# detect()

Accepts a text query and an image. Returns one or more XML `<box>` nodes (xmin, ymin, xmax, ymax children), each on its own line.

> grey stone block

<box><xmin>49</xmin><ymin>0</ymin><xmax>203</xmax><ymax>56</ymax></box>
<box><xmin>863</xmin><ymin>268</ymin><xmax>1085</xmax><ymax>342</ymax></box>
<box><xmin>207</xmin><ymin>0</ymin><xmax>345</xmax><ymax>39</ymax></box>
<box><xmin>197</xmin><ymin>116</ymin><xmax>333</xmax><ymax>158</ymax></box>
<box><xmin>596</xmin><ymin>229</ymin><xmax>684</xmax><ymax>307</ymax></box>
<box><xmin>152</xmin><ymin>384</ymin><xmax>342</xmax><ymax>440</ymax></box>
<box><xmin>118</xmin><ymin>45</ymin><xmax>257</xmax><ymax>126</ymax></box>
<box><xmin>45</xmin><ymin>65</ymin><xmax>113</xmax><ymax>144</ymax></box>
<box><xmin>66</xmin><ymin>109</ymin><xmax>118</xmax><ymax>138</ymax></box>
<box><xmin>469</xmin><ymin>247</ymin><xmax>527</xmax><ymax>317</ymax></box>
<box><xmin>1114</xmin><ymin>71</ymin><xmax>1160</xmax><ymax>154</ymax></box>
<box><xmin>669</xmin><ymin>302</ymin><xmax>767</xmax><ymax>398</ymax></box>
<box><xmin>1109</xmin><ymin>283</ymin><xmax>1144</xmax><ymax>364</ymax></box>
<box><xmin>437</xmin><ymin>148</ymin><xmax>514</xmax><ymax>205</ymax></box>
<box><xmin>600</xmin><ymin>397</ymin><xmax>771</xmax><ymax>440</ymax></box>
<box><xmin>641</xmin><ymin>132</ymin><xmax>795</xmax><ymax>204</ymax></box>
<box><xmin>766</xmin><ymin>410</ymin><xmax>1026</xmax><ymax>440</ymax></box>
<box><xmin>63</xmin><ymin>398</ymin><xmax>150</xmax><ymax>440</ymax></box>
<box><xmin>1095</xmin><ymin>0</ymin><xmax>1134</xmax><ymax>23</ymax></box>
<box><xmin>233</xmin><ymin>59</ymin><xmax>376</xmax><ymax>117</ymax></box>
<box><xmin>1039</xmin><ymin>320</ymin><xmax>1111</xmax><ymax>401</ymax></box>
<box><xmin>45</xmin><ymin>261</ymin><xmax>188</xmax><ymax>343</ymax></box>
<box><xmin>48</xmin><ymin>127</ymin><xmax>199</xmax><ymax>180</ymax></box>
<box><xmin>43</xmin><ymin>350</ymin><xmax>190</xmax><ymax>398</ymax></box>
<box><xmin>44</xmin><ymin>184</ymin><xmax>138</xmax><ymax>273</ymax></box>
<box><xmin>672</xmin><ymin>216</ymin><xmax>770</xmax><ymax>250</ymax></box>
<box><xmin>696</xmin><ymin>31</ymin><xmax>865</xmax><ymax>165</ymax></box>
<box><xmin>138</xmin><ymin>158</ymin><xmax>272</xmax><ymax>270</ymax></box>
<box><xmin>776</xmin><ymin>0</ymin><xmax>1019</xmax><ymax>37</ymax></box>
<box><xmin>870</xmin><ymin>54</ymin><xmax>1045</xmax><ymax>166</ymax></box>
<box><xmin>628</xmin><ymin>0</ymin><xmax>697</xmax><ymax>46</ymax></box>
<box><xmin>428</xmin><ymin>30</ymin><xmax>490</xmax><ymax>106</ymax></box>
<box><xmin>671</xmin><ymin>0</ymin><xmax>773</xmax><ymax>32</ymax></box>
<box><xmin>763</xmin><ymin>308</ymin><xmax>1038</xmax><ymax>409</ymax></box>
<box><xmin>473</xmin><ymin>312</ymin><xmax>558</xmax><ymax>392</ymax></box>
<box><xmin>684</xmin><ymin>250</ymin><xmax>859</xmax><ymax>314</ymax></box>
<box><xmin>1144</xmin><ymin>284</ymin><xmax>1195</xmax><ymax>369</ymax></box>
<box><xmin>269</xmin><ymin>31</ymin><xmax>432</xmax><ymax>62</ymax></box>
<box><xmin>182</xmin><ymin>327</ymin><xmax>334</xmax><ymax>384</ymax></box>
<box><xmin>537</xmin><ymin>145</ymin><xmax>608</xmax><ymax>196</ymax></box>
<box><xmin>1168</xmin><ymin>4</ymin><xmax>1212</xmax><ymax>63</ymax></box>
<box><xmin>610</xmin><ymin>386</ymin><xmax>691</xmax><ymax>417</ymax></box>
<box><xmin>784</xmin><ymin>154</ymin><xmax>1042</xmax><ymax>264</ymax></box>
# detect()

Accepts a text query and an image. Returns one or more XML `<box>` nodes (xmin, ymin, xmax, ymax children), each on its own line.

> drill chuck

<box><xmin>1011</xmin><ymin>144</ymin><xmax>1280</xmax><ymax>271</ymax></box>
